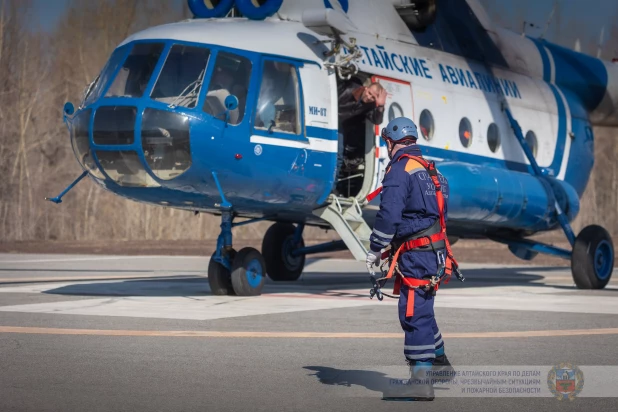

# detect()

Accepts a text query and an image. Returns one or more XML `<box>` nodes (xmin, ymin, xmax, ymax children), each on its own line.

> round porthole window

<box><xmin>419</xmin><ymin>109</ymin><xmax>434</xmax><ymax>141</ymax></box>
<box><xmin>487</xmin><ymin>123</ymin><xmax>500</xmax><ymax>153</ymax></box>
<box><xmin>459</xmin><ymin>117</ymin><xmax>472</xmax><ymax>148</ymax></box>
<box><xmin>525</xmin><ymin>130</ymin><xmax>538</xmax><ymax>158</ymax></box>
<box><xmin>388</xmin><ymin>102</ymin><xmax>404</xmax><ymax>122</ymax></box>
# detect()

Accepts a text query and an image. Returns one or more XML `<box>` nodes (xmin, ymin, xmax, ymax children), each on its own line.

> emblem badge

<box><xmin>254</xmin><ymin>144</ymin><xmax>263</xmax><ymax>156</ymax></box>
<box><xmin>547</xmin><ymin>363</ymin><xmax>584</xmax><ymax>400</ymax></box>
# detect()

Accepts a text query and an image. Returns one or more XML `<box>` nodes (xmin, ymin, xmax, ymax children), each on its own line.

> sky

<box><xmin>29</xmin><ymin>0</ymin><xmax>618</xmax><ymax>58</ymax></box>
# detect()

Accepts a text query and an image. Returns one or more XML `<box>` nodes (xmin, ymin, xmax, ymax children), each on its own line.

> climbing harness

<box><xmin>367</xmin><ymin>154</ymin><xmax>465</xmax><ymax>317</ymax></box>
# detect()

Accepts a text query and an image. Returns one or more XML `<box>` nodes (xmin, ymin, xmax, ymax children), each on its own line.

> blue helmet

<box><xmin>381</xmin><ymin>117</ymin><xmax>419</xmax><ymax>143</ymax></box>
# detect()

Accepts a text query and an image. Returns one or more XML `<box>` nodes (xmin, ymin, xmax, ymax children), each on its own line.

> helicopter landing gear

<box><xmin>262</xmin><ymin>222</ymin><xmax>306</xmax><ymax>282</ymax></box>
<box><xmin>501</xmin><ymin>109</ymin><xmax>614</xmax><ymax>289</ymax></box>
<box><xmin>208</xmin><ymin>210</ymin><xmax>267</xmax><ymax>296</ymax></box>
<box><xmin>572</xmin><ymin>225</ymin><xmax>614</xmax><ymax>289</ymax></box>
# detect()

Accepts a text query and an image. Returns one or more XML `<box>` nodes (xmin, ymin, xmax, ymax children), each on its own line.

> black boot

<box><xmin>435</xmin><ymin>354</ymin><xmax>451</xmax><ymax>366</ymax></box>
<box><xmin>434</xmin><ymin>354</ymin><xmax>456</xmax><ymax>380</ymax></box>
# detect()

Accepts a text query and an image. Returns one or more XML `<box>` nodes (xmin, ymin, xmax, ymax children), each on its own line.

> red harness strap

<box><xmin>366</xmin><ymin>186</ymin><xmax>382</xmax><ymax>203</ymax></box>
<box><xmin>393</xmin><ymin>277</ymin><xmax>433</xmax><ymax>317</ymax></box>
<box><xmin>367</xmin><ymin>154</ymin><xmax>459</xmax><ymax>317</ymax></box>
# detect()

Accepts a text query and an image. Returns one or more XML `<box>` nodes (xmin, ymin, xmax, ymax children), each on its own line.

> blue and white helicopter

<box><xmin>50</xmin><ymin>0</ymin><xmax>617</xmax><ymax>295</ymax></box>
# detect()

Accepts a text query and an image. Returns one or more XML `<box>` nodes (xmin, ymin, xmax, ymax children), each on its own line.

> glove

<box><xmin>365</xmin><ymin>249</ymin><xmax>381</xmax><ymax>276</ymax></box>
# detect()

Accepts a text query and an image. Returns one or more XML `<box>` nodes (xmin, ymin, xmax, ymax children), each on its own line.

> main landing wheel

<box><xmin>571</xmin><ymin>225</ymin><xmax>614</xmax><ymax>289</ymax></box>
<box><xmin>231</xmin><ymin>247</ymin><xmax>267</xmax><ymax>296</ymax></box>
<box><xmin>262</xmin><ymin>222</ymin><xmax>305</xmax><ymax>281</ymax></box>
<box><xmin>208</xmin><ymin>249</ymin><xmax>237</xmax><ymax>296</ymax></box>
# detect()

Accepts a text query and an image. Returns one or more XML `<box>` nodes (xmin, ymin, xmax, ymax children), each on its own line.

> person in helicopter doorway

<box><xmin>337</xmin><ymin>78</ymin><xmax>387</xmax><ymax>168</ymax></box>
<box><xmin>366</xmin><ymin>117</ymin><xmax>455</xmax><ymax>401</ymax></box>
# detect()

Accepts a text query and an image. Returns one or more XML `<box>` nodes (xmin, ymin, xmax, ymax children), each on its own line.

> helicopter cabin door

<box><xmin>371</xmin><ymin>75</ymin><xmax>415</xmax><ymax>192</ymax></box>
<box><xmin>249</xmin><ymin>57</ymin><xmax>338</xmax><ymax>206</ymax></box>
<box><xmin>297</xmin><ymin>62</ymin><xmax>339</xmax><ymax>203</ymax></box>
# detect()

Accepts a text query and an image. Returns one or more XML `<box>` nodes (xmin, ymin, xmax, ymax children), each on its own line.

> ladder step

<box><xmin>312</xmin><ymin>195</ymin><xmax>372</xmax><ymax>261</ymax></box>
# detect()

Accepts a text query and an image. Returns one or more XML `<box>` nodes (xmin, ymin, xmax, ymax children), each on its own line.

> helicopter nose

<box><xmin>70</xmin><ymin>105</ymin><xmax>194</xmax><ymax>188</ymax></box>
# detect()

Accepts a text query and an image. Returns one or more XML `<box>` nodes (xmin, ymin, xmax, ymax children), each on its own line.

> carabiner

<box><xmin>369</xmin><ymin>276</ymin><xmax>384</xmax><ymax>301</ymax></box>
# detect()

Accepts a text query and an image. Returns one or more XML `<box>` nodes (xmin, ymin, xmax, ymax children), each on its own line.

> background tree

<box><xmin>0</xmin><ymin>0</ymin><xmax>616</xmax><ymax>245</ymax></box>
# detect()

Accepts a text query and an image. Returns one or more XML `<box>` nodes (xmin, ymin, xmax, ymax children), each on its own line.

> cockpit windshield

<box><xmin>105</xmin><ymin>43</ymin><xmax>164</xmax><ymax>98</ymax></box>
<box><xmin>151</xmin><ymin>45</ymin><xmax>211</xmax><ymax>108</ymax></box>
<box><xmin>82</xmin><ymin>45</ymin><xmax>129</xmax><ymax>107</ymax></box>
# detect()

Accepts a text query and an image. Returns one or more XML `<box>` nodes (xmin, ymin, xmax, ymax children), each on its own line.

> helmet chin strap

<box><xmin>386</xmin><ymin>140</ymin><xmax>395</xmax><ymax>160</ymax></box>
<box><xmin>387</xmin><ymin>139</ymin><xmax>418</xmax><ymax>160</ymax></box>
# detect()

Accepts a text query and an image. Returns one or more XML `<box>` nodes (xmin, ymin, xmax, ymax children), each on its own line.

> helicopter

<box><xmin>49</xmin><ymin>0</ymin><xmax>616</xmax><ymax>296</ymax></box>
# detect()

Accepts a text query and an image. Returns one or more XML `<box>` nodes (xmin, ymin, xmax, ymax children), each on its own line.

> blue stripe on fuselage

<box><xmin>306</xmin><ymin>126</ymin><xmax>338</xmax><ymax>140</ymax></box>
<box><xmin>504</xmin><ymin>38</ymin><xmax>567</xmax><ymax>177</ymax></box>
<box><xmin>544</xmin><ymin>41</ymin><xmax>608</xmax><ymax>113</ymax></box>
<box><xmin>547</xmin><ymin>83</ymin><xmax>567</xmax><ymax>175</ymax></box>
<box><xmin>530</xmin><ymin>38</ymin><xmax>551</xmax><ymax>83</ymax></box>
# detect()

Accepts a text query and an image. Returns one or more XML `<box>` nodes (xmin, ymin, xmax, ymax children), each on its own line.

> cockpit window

<box><xmin>151</xmin><ymin>45</ymin><xmax>211</xmax><ymax>108</ymax></box>
<box><xmin>254</xmin><ymin>60</ymin><xmax>300</xmax><ymax>135</ymax></box>
<box><xmin>83</xmin><ymin>45</ymin><xmax>129</xmax><ymax>107</ymax></box>
<box><xmin>96</xmin><ymin>151</ymin><xmax>160</xmax><ymax>187</ymax></box>
<box><xmin>105</xmin><ymin>43</ymin><xmax>164</xmax><ymax>98</ymax></box>
<box><xmin>70</xmin><ymin>109</ymin><xmax>105</xmax><ymax>179</ymax></box>
<box><xmin>141</xmin><ymin>109</ymin><xmax>192</xmax><ymax>180</ymax></box>
<box><xmin>93</xmin><ymin>106</ymin><xmax>137</xmax><ymax>145</ymax></box>
<box><xmin>203</xmin><ymin>51</ymin><xmax>252</xmax><ymax>125</ymax></box>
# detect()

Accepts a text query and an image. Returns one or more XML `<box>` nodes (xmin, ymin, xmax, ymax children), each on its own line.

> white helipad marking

<box><xmin>435</xmin><ymin>291</ymin><xmax>618</xmax><ymax>315</ymax></box>
<box><xmin>0</xmin><ymin>255</ymin><xmax>617</xmax><ymax>320</ymax></box>
<box><xmin>0</xmin><ymin>295</ymin><xmax>371</xmax><ymax>321</ymax></box>
<box><xmin>1</xmin><ymin>280</ymin><xmax>618</xmax><ymax>320</ymax></box>
<box><xmin>0</xmin><ymin>256</ymin><xmax>203</xmax><ymax>264</ymax></box>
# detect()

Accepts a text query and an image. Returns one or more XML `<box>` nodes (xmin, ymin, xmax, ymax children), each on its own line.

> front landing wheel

<box><xmin>231</xmin><ymin>247</ymin><xmax>267</xmax><ymax>296</ymax></box>
<box><xmin>571</xmin><ymin>225</ymin><xmax>614</xmax><ymax>289</ymax></box>
<box><xmin>208</xmin><ymin>249</ymin><xmax>237</xmax><ymax>296</ymax></box>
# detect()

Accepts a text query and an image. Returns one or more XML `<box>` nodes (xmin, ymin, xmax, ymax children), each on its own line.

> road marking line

<box><xmin>0</xmin><ymin>256</ymin><xmax>206</xmax><ymax>264</ymax></box>
<box><xmin>1</xmin><ymin>326</ymin><xmax>618</xmax><ymax>338</ymax></box>
<box><xmin>0</xmin><ymin>274</ymin><xmax>200</xmax><ymax>284</ymax></box>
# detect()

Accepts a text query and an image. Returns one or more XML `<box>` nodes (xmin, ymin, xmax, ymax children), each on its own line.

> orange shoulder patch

<box><xmin>404</xmin><ymin>159</ymin><xmax>424</xmax><ymax>173</ymax></box>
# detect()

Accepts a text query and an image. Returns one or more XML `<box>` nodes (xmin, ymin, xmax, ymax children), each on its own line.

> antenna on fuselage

<box><xmin>539</xmin><ymin>0</ymin><xmax>559</xmax><ymax>39</ymax></box>
<box><xmin>597</xmin><ymin>26</ymin><xmax>606</xmax><ymax>58</ymax></box>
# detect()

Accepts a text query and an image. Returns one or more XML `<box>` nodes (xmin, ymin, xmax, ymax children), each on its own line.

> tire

<box><xmin>262</xmin><ymin>223</ymin><xmax>305</xmax><ymax>281</ymax></box>
<box><xmin>571</xmin><ymin>225</ymin><xmax>614</xmax><ymax>289</ymax></box>
<box><xmin>235</xmin><ymin>0</ymin><xmax>283</xmax><ymax>20</ymax></box>
<box><xmin>207</xmin><ymin>249</ymin><xmax>236</xmax><ymax>296</ymax></box>
<box><xmin>231</xmin><ymin>247</ymin><xmax>267</xmax><ymax>296</ymax></box>
<box><xmin>188</xmin><ymin>0</ymin><xmax>234</xmax><ymax>18</ymax></box>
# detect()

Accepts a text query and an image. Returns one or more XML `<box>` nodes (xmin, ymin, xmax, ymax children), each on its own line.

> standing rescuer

<box><xmin>365</xmin><ymin>117</ymin><xmax>463</xmax><ymax>401</ymax></box>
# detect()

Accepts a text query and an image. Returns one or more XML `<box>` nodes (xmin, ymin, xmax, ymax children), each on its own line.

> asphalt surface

<box><xmin>1</xmin><ymin>254</ymin><xmax>617</xmax><ymax>412</ymax></box>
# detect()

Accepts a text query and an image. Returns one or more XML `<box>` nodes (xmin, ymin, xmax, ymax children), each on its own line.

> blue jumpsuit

<box><xmin>369</xmin><ymin>145</ymin><xmax>449</xmax><ymax>364</ymax></box>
